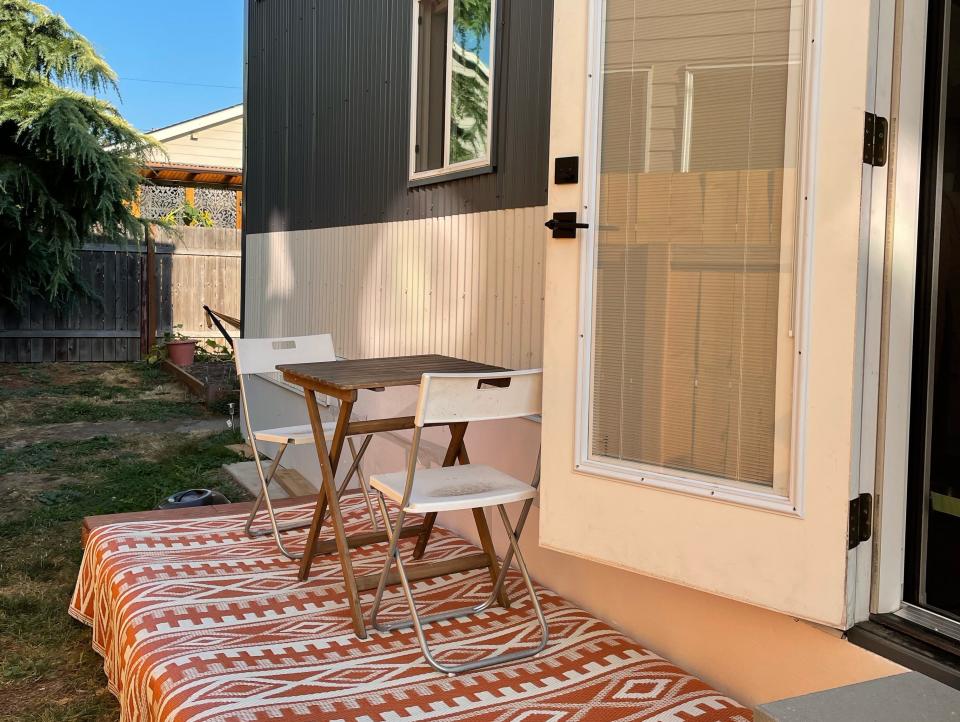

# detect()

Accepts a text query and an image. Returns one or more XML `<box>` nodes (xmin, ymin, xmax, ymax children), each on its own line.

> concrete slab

<box><xmin>222</xmin><ymin>461</ymin><xmax>316</xmax><ymax>500</ymax></box>
<box><xmin>756</xmin><ymin>672</ymin><xmax>960</xmax><ymax>722</ymax></box>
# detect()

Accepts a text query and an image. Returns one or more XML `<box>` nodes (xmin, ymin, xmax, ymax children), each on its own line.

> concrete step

<box><xmin>756</xmin><ymin>671</ymin><xmax>960</xmax><ymax>722</ymax></box>
<box><xmin>223</xmin><ymin>461</ymin><xmax>317</xmax><ymax>499</ymax></box>
<box><xmin>225</xmin><ymin>443</ymin><xmax>255</xmax><ymax>460</ymax></box>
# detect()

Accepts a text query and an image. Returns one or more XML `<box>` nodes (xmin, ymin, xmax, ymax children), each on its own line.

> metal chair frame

<box><xmin>234</xmin><ymin>335</ymin><xmax>378</xmax><ymax>560</ymax></box>
<box><xmin>369</xmin><ymin>370</ymin><xmax>549</xmax><ymax>674</ymax></box>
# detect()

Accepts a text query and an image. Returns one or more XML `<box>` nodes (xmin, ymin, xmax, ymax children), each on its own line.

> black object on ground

<box><xmin>157</xmin><ymin>489</ymin><xmax>230</xmax><ymax>510</ymax></box>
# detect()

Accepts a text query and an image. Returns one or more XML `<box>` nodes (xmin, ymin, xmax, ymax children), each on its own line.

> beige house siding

<box><xmin>243</xmin><ymin>206</ymin><xmax>547</xmax><ymax>369</ymax></box>
<box><xmin>153</xmin><ymin>115</ymin><xmax>244</xmax><ymax>168</ymax></box>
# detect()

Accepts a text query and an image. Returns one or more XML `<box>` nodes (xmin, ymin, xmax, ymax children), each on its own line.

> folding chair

<box><xmin>234</xmin><ymin>334</ymin><xmax>378</xmax><ymax>560</ymax></box>
<box><xmin>369</xmin><ymin>369</ymin><xmax>548</xmax><ymax>674</ymax></box>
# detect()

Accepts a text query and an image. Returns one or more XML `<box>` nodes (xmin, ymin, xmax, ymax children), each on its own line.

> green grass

<box><xmin>0</xmin><ymin>380</ymin><xmax>135</xmax><ymax>402</ymax></box>
<box><xmin>0</xmin><ymin>431</ymin><xmax>247</xmax><ymax>720</ymax></box>
<box><xmin>4</xmin><ymin>366</ymin><xmax>54</xmax><ymax>386</ymax></box>
<box><xmin>30</xmin><ymin>398</ymin><xmax>204</xmax><ymax>424</ymax></box>
<box><xmin>0</xmin><ymin>430</ymin><xmax>243</xmax><ymax>540</ymax></box>
<box><xmin>0</xmin><ymin>437</ymin><xmax>121</xmax><ymax>475</ymax></box>
<box><xmin>0</xmin><ymin>362</ymin><xmax>249</xmax><ymax>721</ymax></box>
<box><xmin>0</xmin><ymin>362</ymin><xmax>206</xmax><ymax>427</ymax></box>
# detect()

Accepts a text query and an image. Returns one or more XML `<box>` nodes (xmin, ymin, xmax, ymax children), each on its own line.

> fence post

<box><xmin>139</xmin><ymin>224</ymin><xmax>158</xmax><ymax>357</ymax></box>
<box><xmin>139</xmin><ymin>253</ymin><xmax>147</xmax><ymax>358</ymax></box>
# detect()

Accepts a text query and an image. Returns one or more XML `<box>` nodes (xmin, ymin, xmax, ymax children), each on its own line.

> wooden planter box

<box><xmin>161</xmin><ymin>359</ymin><xmax>238</xmax><ymax>410</ymax></box>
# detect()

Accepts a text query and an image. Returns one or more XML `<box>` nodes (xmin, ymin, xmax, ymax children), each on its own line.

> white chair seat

<box><xmin>370</xmin><ymin>464</ymin><xmax>536</xmax><ymax>513</ymax></box>
<box><xmin>253</xmin><ymin>421</ymin><xmax>336</xmax><ymax>445</ymax></box>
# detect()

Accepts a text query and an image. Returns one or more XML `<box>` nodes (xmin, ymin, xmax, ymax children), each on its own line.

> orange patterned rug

<box><xmin>70</xmin><ymin>495</ymin><xmax>752</xmax><ymax>722</ymax></box>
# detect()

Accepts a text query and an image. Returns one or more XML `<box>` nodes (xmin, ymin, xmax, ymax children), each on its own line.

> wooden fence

<box><xmin>0</xmin><ymin>227</ymin><xmax>240</xmax><ymax>363</ymax></box>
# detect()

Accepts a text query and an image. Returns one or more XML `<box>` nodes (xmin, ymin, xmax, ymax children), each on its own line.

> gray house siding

<box><xmin>244</xmin><ymin>0</ymin><xmax>554</xmax><ymax>235</ymax></box>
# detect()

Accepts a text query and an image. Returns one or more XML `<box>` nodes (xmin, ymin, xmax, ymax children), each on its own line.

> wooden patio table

<box><xmin>277</xmin><ymin>354</ymin><xmax>511</xmax><ymax>638</ymax></box>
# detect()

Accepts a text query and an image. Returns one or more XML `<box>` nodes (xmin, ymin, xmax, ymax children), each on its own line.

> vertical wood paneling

<box><xmin>245</xmin><ymin>207</ymin><xmax>547</xmax><ymax>368</ymax></box>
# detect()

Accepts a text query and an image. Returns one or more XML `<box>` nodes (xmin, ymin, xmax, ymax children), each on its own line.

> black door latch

<box><xmin>544</xmin><ymin>212</ymin><xmax>590</xmax><ymax>239</ymax></box>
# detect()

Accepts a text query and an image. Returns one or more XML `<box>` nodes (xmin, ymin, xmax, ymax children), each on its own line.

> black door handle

<box><xmin>545</xmin><ymin>212</ymin><xmax>590</xmax><ymax>238</ymax></box>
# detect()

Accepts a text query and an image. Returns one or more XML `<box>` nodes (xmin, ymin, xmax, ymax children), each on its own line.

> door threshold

<box><xmin>848</xmin><ymin>614</ymin><xmax>960</xmax><ymax>691</ymax></box>
<box><xmin>895</xmin><ymin>603</ymin><xmax>960</xmax><ymax>644</ymax></box>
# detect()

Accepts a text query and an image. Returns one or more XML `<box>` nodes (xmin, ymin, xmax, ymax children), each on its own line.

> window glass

<box><xmin>415</xmin><ymin>0</ymin><xmax>449</xmax><ymax>173</ymax></box>
<box><xmin>412</xmin><ymin>0</ymin><xmax>495</xmax><ymax>177</ymax></box>
<box><xmin>449</xmin><ymin>0</ymin><xmax>493</xmax><ymax>164</ymax></box>
<box><xmin>590</xmin><ymin>0</ymin><xmax>805</xmax><ymax>494</ymax></box>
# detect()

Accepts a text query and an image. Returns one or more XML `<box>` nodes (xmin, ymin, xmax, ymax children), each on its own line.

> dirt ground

<box><xmin>0</xmin><ymin>362</ymin><xmax>249</xmax><ymax>721</ymax></box>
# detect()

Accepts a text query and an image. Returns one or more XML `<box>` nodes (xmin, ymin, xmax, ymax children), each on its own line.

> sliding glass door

<box><xmin>906</xmin><ymin>0</ymin><xmax>960</xmax><ymax>635</ymax></box>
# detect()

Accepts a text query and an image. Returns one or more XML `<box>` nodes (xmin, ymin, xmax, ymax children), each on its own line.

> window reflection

<box><xmin>590</xmin><ymin>0</ymin><xmax>805</xmax><ymax>493</ymax></box>
<box><xmin>449</xmin><ymin>0</ymin><xmax>492</xmax><ymax>164</ymax></box>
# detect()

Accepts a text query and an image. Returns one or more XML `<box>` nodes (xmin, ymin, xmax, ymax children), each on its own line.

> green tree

<box><xmin>0</xmin><ymin>0</ymin><xmax>156</xmax><ymax>312</ymax></box>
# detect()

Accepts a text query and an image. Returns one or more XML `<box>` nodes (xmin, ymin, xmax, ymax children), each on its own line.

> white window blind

<box><xmin>590</xmin><ymin>0</ymin><xmax>804</xmax><ymax>493</ymax></box>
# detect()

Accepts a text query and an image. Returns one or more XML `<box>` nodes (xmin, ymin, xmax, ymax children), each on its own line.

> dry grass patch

<box><xmin>0</xmin><ymin>362</ymin><xmax>250</xmax><ymax>721</ymax></box>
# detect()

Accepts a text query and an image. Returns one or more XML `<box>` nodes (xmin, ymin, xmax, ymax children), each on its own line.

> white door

<box><xmin>540</xmin><ymin>0</ymin><xmax>880</xmax><ymax>627</ymax></box>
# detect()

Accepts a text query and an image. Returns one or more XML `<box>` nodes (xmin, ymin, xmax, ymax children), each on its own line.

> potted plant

<box><xmin>161</xmin><ymin>202</ymin><xmax>215</xmax><ymax>228</ymax></box>
<box><xmin>161</xmin><ymin>325</ymin><xmax>197</xmax><ymax>366</ymax></box>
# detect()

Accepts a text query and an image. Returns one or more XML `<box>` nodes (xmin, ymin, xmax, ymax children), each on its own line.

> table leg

<box><xmin>297</xmin><ymin>390</ymin><xmax>366</xmax><ymax>638</ymax></box>
<box><xmin>411</xmin><ymin>519</ymin><xmax>436</xmax><ymax>561</ymax></box>
<box><xmin>297</xmin><ymin>392</ymin><xmax>354</xmax><ymax>570</ymax></box>
<box><xmin>411</xmin><ymin>422</ymin><xmax>467</xmax><ymax>560</ymax></box>
<box><xmin>453</xmin><ymin>438</ymin><xmax>510</xmax><ymax>607</ymax></box>
<box><xmin>473</xmin><ymin>507</ymin><xmax>512</xmax><ymax>609</ymax></box>
<box><xmin>311</xmin><ymin>396</ymin><xmax>354</xmax><ymax>533</ymax></box>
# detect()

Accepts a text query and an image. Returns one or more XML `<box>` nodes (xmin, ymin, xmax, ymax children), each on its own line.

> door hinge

<box><xmin>863</xmin><ymin>112</ymin><xmax>889</xmax><ymax>167</ymax></box>
<box><xmin>848</xmin><ymin>493</ymin><xmax>873</xmax><ymax>549</ymax></box>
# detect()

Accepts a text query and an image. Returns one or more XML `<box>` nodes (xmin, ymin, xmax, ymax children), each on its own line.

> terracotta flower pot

<box><xmin>166</xmin><ymin>339</ymin><xmax>197</xmax><ymax>366</ymax></box>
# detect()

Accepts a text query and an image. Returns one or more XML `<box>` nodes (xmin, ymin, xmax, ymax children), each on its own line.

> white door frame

<box><xmin>868</xmin><ymin>0</ymin><xmax>931</xmax><ymax>618</ymax></box>
<box><xmin>848</xmin><ymin>0</ymin><xmax>896</xmax><ymax>625</ymax></box>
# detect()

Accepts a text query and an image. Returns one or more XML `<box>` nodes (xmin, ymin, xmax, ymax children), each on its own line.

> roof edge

<box><xmin>148</xmin><ymin>104</ymin><xmax>244</xmax><ymax>141</ymax></box>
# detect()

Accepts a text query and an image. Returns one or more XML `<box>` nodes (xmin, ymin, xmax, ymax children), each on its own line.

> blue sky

<box><xmin>42</xmin><ymin>0</ymin><xmax>243</xmax><ymax>132</ymax></box>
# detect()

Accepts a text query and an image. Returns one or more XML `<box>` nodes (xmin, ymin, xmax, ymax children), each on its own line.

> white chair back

<box><xmin>234</xmin><ymin>334</ymin><xmax>336</xmax><ymax>376</ymax></box>
<box><xmin>414</xmin><ymin>369</ymin><xmax>542</xmax><ymax>427</ymax></box>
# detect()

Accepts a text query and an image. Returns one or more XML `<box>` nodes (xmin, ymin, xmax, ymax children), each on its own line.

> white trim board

<box><xmin>848</xmin><ymin>0</ymin><xmax>898</xmax><ymax>627</ymax></box>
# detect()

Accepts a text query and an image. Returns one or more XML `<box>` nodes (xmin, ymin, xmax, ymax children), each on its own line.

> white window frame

<box><xmin>573</xmin><ymin>0</ymin><xmax>822</xmax><ymax>515</ymax></box>
<box><xmin>408</xmin><ymin>0</ymin><xmax>497</xmax><ymax>183</ymax></box>
<box><xmin>600</xmin><ymin>65</ymin><xmax>653</xmax><ymax>174</ymax></box>
<box><xmin>680</xmin><ymin>61</ymin><xmax>801</xmax><ymax>174</ymax></box>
